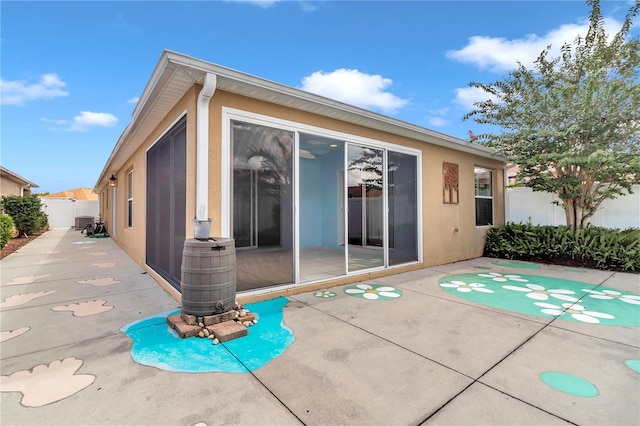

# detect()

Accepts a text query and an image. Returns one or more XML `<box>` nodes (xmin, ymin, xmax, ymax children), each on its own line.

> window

<box><xmin>127</xmin><ymin>170</ymin><xmax>133</xmax><ymax>228</ymax></box>
<box><xmin>475</xmin><ymin>167</ymin><xmax>493</xmax><ymax>226</ymax></box>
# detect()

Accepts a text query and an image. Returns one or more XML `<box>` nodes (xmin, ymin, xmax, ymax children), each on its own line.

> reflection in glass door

<box><xmin>298</xmin><ymin>134</ymin><xmax>346</xmax><ymax>282</ymax></box>
<box><xmin>347</xmin><ymin>144</ymin><xmax>384</xmax><ymax>272</ymax></box>
<box><xmin>232</xmin><ymin>120</ymin><xmax>294</xmax><ymax>291</ymax></box>
<box><xmin>388</xmin><ymin>151</ymin><xmax>418</xmax><ymax>265</ymax></box>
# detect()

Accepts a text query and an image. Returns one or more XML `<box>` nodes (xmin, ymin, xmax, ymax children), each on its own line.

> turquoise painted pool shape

<box><xmin>120</xmin><ymin>298</ymin><xmax>294</xmax><ymax>373</ymax></box>
<box><xmin>491</xmin><ymin>260</ymin><xmax>541</xmax><ymax>269</ymax></box>
<box><xmin>439</xmin><ymin>273</ymin><xmax>640</xmax><ymax>326</ymax></box>
<box><xmin>540</xmin><ymin>372</ymin><xmax>599</xmax><ymax>397</ymax></box>
<box><xmin>625</xmin><ymin>360</ymin><xmax>640</xmax><ymax>373</ymax></box>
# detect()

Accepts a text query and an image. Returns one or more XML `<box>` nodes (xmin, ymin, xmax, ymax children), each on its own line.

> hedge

<box><xmin>484</xmin><ymin>223</ymin><xmax>640</xmax><ymax>272</ymax></box>
<box><xmin>0</xmin><ymin>215</ymin><xmax>14</xmax><ymax>249</ymax></box>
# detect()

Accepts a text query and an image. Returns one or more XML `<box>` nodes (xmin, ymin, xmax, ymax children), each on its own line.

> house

<box><xmin>95</xmin><ymin>50</ymin><xmax>506</xmax><ymax>301</ymax></box>
<box><xmin>1</xmin><ymin>166</ymin><xmax>39</xmax><ymax>198</ymax></box>
<box><xmin>46</xmin><ymin>187</ymin><xmax>99</xmax><ymax>201</ymax></box>
<box><xmin>1</xmin><ymin>166</ymin><xmax>39</xmax><ymax>215</ymax></box>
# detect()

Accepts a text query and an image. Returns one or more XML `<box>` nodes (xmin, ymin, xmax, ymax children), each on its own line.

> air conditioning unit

<box><xmin>75</xmin><ymin>216</ymin><xmax>94</xmax><ymax>230</ymax></box>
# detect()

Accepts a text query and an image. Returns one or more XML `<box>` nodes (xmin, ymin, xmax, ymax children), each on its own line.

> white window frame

<box><xmin>221</xmin><ymin>107</ymin><xmax>423</xmax><ymax>294</ymax></box>
<box><xmin>127</xmin><ymin>169</ymin><xmax>134</xmax><ymax>229</ymax></box>
<box><xmin>474</xmin><ymin>166</ymin><xmax>494</xmax><ymax>227</ymax></box>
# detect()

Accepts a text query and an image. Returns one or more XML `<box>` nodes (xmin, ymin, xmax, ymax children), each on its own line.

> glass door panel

<box><xmin>388</xmin><ymin>151</ymin><xmax>418</xmax><ymax>265</ymax></box>
<box><xmin>347</xmin><ymin>144</ymin><xmax>384</xmax><ymax>272</ymax></box>
<box><xmin>232</xmin><ymin>120</ymin><xmax>294</xmax><ymax>291</ymax></box>
<box><xmin>298</xmin><ymin>133</ymin><xmax>346</xmax><ymax>282</ymax></box>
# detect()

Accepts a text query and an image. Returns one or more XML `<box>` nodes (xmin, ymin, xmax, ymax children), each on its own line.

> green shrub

<box><xmin>0</xmin><ymin>215</ymin><xmax>14</xmax><ymax>249</ymax></box>
<box><xmin>1</xmin><ymin>195</ymin><xmax>49</xmax><ymax>237</ymax></box>
<box><xmin>484</xmin><ymin>223</ymin><xmax>640</xmax><ymax>272</ymax></box>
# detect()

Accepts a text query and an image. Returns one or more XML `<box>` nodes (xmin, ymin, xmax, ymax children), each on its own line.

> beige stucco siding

<box><xmin>101</xmin><ymin>83</ymin><xmax>504</xmax><ymax>300</ymax></box>
<box><xmin>99</xmin><ymin>86</ymin><xmax>199</xmax><ymax>266</ymax></box>
<box><xmin>1</xmin><ymin>178</ymin><xmax>25</xmax><ymax>197</ymax></box>
<box><xmin>207</xmin><ymin>90</ymin><xmax>504</xmax><ymax>267</ymax></box>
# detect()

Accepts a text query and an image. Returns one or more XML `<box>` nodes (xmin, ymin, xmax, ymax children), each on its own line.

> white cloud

<box><xmin>427</xmin><ymin>117</ymin><xmax>449</xmax><ymax>127</ymax></box>
<box><xmin>447</xmin><ymin>17</ymin><xmax>622</xmax><ymax>73</ymax></box>
<box><xmin>69</xmin><ymin>111</ymin><xmax>118</xmax><ymax>132</ymax></box>
<box><xmin>225</xmin><ymin>0</ymin><xmax>315</xmax><ymax>10</ymax></box>
<box><xmin>225</xmin><ymin>0</ymin><xmax>280</xmax><ymax>8</ymax></box>
<box><xmin>300</xmin><ymin>68</ymin><xmax>409</xmax><ymax>114</ymax></box>
<box><xmin>453</xmin><ymin>86</ymin><xmax>499</xmax><ymax>110</ymax></box>
<box><xmin>126</xmin><ymin>96</ymin><xmax>140</xmax><ymax>104</ymax></box>
<box><xmin>429</xmin><ymin>107</ymin><xmax>449</xmax><ymax>116</ymax></box>
<box><xmin>300</xmin><ymin>2</ymin><xmax>317</xmax><ymax>12</ymax></box>
<box><xmin>40</xmin><ymin>117</ymin><xmax>68</xmax><ymax>126</ymax></box>
<box><xmin>0</xmin><ymin>73</ymin><xmax>69</xmax><ymax>105</ymax></box>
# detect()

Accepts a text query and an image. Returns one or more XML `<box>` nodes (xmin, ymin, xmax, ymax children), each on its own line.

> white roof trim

<box><xmin>96</xmin><ymin>50</ymin><xmax>504</xmax><ymax>190</ymax></box>
<box><xmin>0</xmin><ymin>166</ymin><xmax>39</xmax><ymax>188</ymax></box>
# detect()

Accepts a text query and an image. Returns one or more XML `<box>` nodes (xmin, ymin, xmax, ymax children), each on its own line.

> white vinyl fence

<box><xmin>40</xmin><ymin>198</ymin><xmax>99</xmax><ymax>229</ymax></box>
<box><xmin>506</xmin><ymin>185</ymin><xmax>640</xmax><ymax>229</ymax></box>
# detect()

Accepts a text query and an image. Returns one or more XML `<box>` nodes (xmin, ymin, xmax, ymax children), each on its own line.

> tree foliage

<box><xmin>1</xmin><ymin>195</ymin><xmax>48</xmax><ymax>237</ymax></box>
<box><xmin>464</xmin><ymin>0</ymin><xmax>640</xmax><ymax>229</ymax></box>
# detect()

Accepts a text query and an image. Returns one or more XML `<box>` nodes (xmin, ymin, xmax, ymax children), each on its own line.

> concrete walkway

<box><xmin>1</xmin><ymin>229</ymin><xmax>638</xmax><ymax>425</ymax></box>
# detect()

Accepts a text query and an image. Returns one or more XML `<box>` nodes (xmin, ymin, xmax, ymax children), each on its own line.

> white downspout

<box><xmin>195</xmin><ymin>73</ymin><xmax>217</xmax><ymax>227</ymax></box>
<box><xmin>504</xmin><ymin>163</ymin><xmax>516</xmax><ymax>224</ymax></box>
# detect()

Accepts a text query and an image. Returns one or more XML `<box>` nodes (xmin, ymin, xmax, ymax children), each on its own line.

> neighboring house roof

<box><xmin>97</xmin><ymin>50</ymin><xmax>506</xmax><ymax>189</ymax></box>
<box><xmin>0</xmin><ymin>166</ymin><xmax>39</xmax><ymax>189</ymax></box>
<box><xmin>45</xmin><ymin>187</ymin><xmax>98</xmax><ymax>201</ymax></box>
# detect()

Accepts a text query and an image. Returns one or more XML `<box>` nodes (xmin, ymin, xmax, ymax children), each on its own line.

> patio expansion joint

<box><xmin>0</xmin><ymin>331</ymin><xmax>127</xmax><ymax>363</ymax></box>
<box><xmin>287</xmin><ymin>296</ymin><xmax>578</xmax><ymax>424</ymax></box>
<box><xmin>417</xmin><ymin>269</ymin><xmax>635</xmax><ymax>424</ymax></box>
<box><xmin>217</xmin><ymin>340</ymin><xmax>307</xmax><ymax>425</ymax></box>
<box><xmin>396</xmin><ymin>286</ymin><xmax>555</xmax><ymax>327</ymax></box>
<box><xmin>0</xmin><ymin>287</ymin><xmax>172</xmax><ymax>313</ymax></box>
<box><xmin>419</xmin><ymin>307</ymin><xmax>595</xmax><ymax>425</ymax></box>
<box><xmin>287</xmin><ymin>295</ymin><xmax>475</xmax><ymax>379</ymax></box>
<box><xmin>419</xmin><ymin>380</ymin><xmax>580</xmax><ymax>426</ymax></box>
<box><xmin>1</xmin><ymin>270</ymin><xmax>150</xmax><ymax>287</ymax></box>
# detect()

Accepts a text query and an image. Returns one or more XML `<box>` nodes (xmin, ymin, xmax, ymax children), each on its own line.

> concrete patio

<box><xmin>1</xmin><ymin>228</ymin><xmax>638</xmax><ymax>425</ymax></box>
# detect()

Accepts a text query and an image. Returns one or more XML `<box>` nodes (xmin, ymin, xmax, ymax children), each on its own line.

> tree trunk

<box><xmin>563</xmin><ymin>199</ymin><xmax>577</xmax><ymax>230</ymax></box>
<box><xmin>562</xmin><ymin>197</ymin><xmax>592</xmax><ymax>230</ymax></box>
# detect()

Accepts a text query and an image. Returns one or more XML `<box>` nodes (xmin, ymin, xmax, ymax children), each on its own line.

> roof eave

<box><xmin>0</xmin><ymin>166</ymin><xmax>39</xmax><ymax>188</ymax></box>
<box><xmin>95</xmin><ymin>50</ymin><xmax>505</xmax><ymax>191</ymax></box>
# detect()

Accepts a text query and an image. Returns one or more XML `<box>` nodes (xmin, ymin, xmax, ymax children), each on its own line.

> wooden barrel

<box><xmin>180</xmin><ymin>238</ymin><xmax>236</xmax><ymax>316</ymax></box>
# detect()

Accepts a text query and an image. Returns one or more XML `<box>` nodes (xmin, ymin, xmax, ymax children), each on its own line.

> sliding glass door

<box><xmin>347</xmin><ymin>144</ymin><xmax>385</xmax><ymax>272</ymax></box>
<box><xmin>298</xmin><ymin>134</ymin><xmax>346</xmax><ymax>282</ymax></box>
<box><xmin>388</xmin><ymin>151</ymin><xmax>418</xmax><ymax>265</ymax></box>
<box><xmin>232</xmin><ymin>120</ymin><xmax>294</xmax><ymax>291</ymax></box>
<box><xmin>229</xmin><ymin>115</ymin><xmax>419</xmax><ymax>292</ymax></box>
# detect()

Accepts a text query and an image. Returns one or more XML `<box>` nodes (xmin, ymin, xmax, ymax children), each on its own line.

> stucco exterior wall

<box><xmin>207</xmin><ymin>90</ymin><xmax>505</xmax><ymax>267</ymax></box>
<box><xmin>1</xmin><ymin>178</ymin><xmax>24</xmax><ymax>197</ymax></box>
<box><xmin>101</xmin><ymin>83</ymin><xmax>504</xmax><ymax>300</ymax></box>
<box><xmin>99</xmin><ymin>86</ymin><xmax>199</xmax><ymax>267</ymax></box>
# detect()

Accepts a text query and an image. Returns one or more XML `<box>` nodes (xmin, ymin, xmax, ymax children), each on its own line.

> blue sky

<box><xmin>1</xmin><ymin>0</ymin><xmax>636</xmax><ymax>194</ymax></box>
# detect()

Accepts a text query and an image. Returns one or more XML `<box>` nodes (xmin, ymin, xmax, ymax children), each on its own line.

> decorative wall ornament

<box><xmin>443</xmin><ymin>162</ymin><xmax>459</xmax><ymax>204</ymax></box>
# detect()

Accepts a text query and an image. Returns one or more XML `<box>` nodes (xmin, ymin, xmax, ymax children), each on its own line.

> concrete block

<box><xmin>207</xmin><ymin>320</ymin><xmax>247</xmax><ymax>342</ymax></box>
<box><xmin>237</xmin><ymin>313</ymin><xmax>256</xmax><ymax>323</ymax></box>
<box><xmin>173</xmin><ymin>321</ymin><xmax>201</xmax><ymax>338</ymax></box>
<box><xmin>180</xmin><ymin>312</ymin><xmax>198</xmax><ymax>325</ymax></box>
<box><xmin>203</xmin><ymin>310</ymin><xmax>236</xmax><ymax>326</ymax></box>
<box><xmin>166</xmin><ymin>314</ymin><xmax>183</xmax><ymax>329</ymax></box>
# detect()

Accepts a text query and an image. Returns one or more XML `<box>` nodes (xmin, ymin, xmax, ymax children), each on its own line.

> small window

<box><xmin>475</xmin><ymin>167</ymin><xmax>493</xmax><ymax>226</ymax></box>
<box><xmin>127</xmin><ymin>170</ymin><xmax>134</xmax><ymax>228</ymax></box>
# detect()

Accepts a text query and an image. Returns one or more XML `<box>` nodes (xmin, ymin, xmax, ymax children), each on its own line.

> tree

<box><xmin>464</xmin><ymin>0</ymin><xmax>640</xmax><ymax>229</ymax></box>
